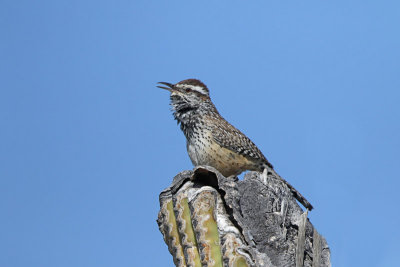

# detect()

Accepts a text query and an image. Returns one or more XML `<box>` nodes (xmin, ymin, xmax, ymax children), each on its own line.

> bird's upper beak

<box><xmin>157</xmin><ymin>82</ymin><xmax>174</xmax><ymax>92</ymax></box>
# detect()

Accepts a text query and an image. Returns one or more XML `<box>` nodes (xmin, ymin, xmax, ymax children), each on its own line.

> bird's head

<box><xmin>158</xmin><ymin>79</ymin><xmax>211</xmax><ymax>122</ymax></box>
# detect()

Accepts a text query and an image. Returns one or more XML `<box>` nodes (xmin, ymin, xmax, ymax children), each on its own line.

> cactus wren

<box><xmin>158</xmin><ymin>79</ymin><xmax>313</xmax><ymax>210</ymax></box>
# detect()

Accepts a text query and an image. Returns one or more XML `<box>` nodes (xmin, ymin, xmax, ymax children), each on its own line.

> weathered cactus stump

<box><xmin>157</xmin><ymin>166</ymin><xmax>330</xmax><ymax>267</ymax></box>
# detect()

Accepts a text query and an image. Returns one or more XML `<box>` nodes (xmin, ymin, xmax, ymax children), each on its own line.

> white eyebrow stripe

<box><xmin>176</xmin><ymin>84</ymin><xmax>208</xmax><ymax>95</ymax></box>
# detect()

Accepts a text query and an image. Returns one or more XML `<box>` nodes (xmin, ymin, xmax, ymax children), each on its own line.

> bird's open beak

<box><xmin>157</xmin><ymin>82</ymin><xmax>174</xmax><ymax>92</ymax></box>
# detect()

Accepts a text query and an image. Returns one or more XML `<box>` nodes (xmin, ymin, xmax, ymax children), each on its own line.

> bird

<box><xmin>158</xmin><ymin>79</ymin><xmax>313</xmax><ymax>210</ymax></box>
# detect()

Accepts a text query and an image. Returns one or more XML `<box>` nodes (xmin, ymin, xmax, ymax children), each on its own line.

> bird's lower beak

<box><xmin>157</xmin><ymin>82</ymin><xmax>174</xmax><ymax>92</ymax></box>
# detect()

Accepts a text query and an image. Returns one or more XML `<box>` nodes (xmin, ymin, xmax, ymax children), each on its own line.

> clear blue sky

<box><xmin>1</xmin><ymin>1</ymin><xmax>399</xmax><ymax>266</ymax></box>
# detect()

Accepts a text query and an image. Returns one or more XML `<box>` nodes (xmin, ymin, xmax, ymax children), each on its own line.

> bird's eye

<box><xmin>185</xmin><ymin>88</ymin><xmax>191</xmax><ymax>92</ymax></box>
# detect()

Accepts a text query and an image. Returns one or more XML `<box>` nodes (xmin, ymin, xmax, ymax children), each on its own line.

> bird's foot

<box><xmin>262</xmin><ymin>168</ymin><xmax>269</xmax><ymax>184</ymax></box>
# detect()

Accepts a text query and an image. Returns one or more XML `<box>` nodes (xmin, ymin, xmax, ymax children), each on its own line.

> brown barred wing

<box><xmin>209</xmin><ymin>116</ymin><xmax>273</xmax><ymax>169</ymax></box>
